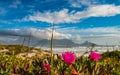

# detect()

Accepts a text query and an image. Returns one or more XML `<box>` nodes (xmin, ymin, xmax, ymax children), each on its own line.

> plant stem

<box><xmin>50</xmin><ymin>23</ymin><xmax>54</xmax><ymax>75</ymax></box>
<box><xmin>91</xmin><ymin>61</ymin><xmax>97</xmax><ymax>75</ymax></box>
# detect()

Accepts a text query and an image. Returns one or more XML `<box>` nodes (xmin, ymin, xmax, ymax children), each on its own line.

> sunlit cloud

<box><xmin>21</xmin><ymin>4</ymin><xmax>120</xmax><ymax>24</ymax></box>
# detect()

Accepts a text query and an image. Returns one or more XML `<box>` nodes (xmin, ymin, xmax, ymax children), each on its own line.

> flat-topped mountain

<box><xmin>33</xmin><ymin>39</ymin><xmax>80</xmax><ymax>48</ymax></box>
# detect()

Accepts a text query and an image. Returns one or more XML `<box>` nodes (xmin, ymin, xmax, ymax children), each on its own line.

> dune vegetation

<box><xmin>0</xmin><ymin>45</ymin><xmax>120</xmax><ymax>75</ymax></box>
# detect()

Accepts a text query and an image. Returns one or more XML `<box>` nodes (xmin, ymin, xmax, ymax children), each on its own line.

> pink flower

<box><xmin>89</xmin><ymin>51</ymin><xmax>101</xmax><ymax>61</ymax></box>
<box><xmin>43</xmin><ymin>64</ymin><xmax>50</xmax><ymax>73</ymax></box>
<box><xmin>62</xmin><ymin>52</ymin><xmax>76</xmax><ymax>64</ymax></box>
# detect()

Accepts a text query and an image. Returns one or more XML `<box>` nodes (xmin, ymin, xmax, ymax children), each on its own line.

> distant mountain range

<box><xmin>31</xmin><ymin>39</ymin><xmax>97</xmax><ymax>48</ymax></box>
<box><xmin>0</xmin><ymin>36</ymin><xmax>98</xmax><ymax>48</ymax></box>
<box><xmin>32</xmin><ymin>39</ymin><xmax>80</xmax><ymax>48</ymax></box>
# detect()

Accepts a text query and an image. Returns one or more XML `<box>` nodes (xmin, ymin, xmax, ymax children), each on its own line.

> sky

<box><xmin>1</xmin><ymin>0</ymin><xmax>120</xmax><ymax>45</ymax></box>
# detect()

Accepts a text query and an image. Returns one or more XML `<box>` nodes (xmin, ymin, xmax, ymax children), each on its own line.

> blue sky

<box><xmin>1</xmin><ymin>0</ymin><xmax>120</xmax><ymax>45</ymax></box>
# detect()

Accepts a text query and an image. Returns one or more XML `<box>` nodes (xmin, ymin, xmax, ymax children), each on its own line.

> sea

<box><xmin>37</xmin><ymin>46</ymin><xmax>120</xmax><ymax>56</ymax></box>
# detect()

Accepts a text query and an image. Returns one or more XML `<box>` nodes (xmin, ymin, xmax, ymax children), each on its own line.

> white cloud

<box><xmin>0</xmin><ymin>20</ymin><xmax>11</xmax><ymax>24</ymax></box>
<box><xmin>1</xmin><ymin>28</ymin><xmax>71</xmax><ymax>40</ymax></box>
<box><xmin>9</xmin><ymin>0</ymin><xmax>21</xmax><ymax>8</ymax></box>
<box><xmin>1</xmin><ymin>27</ymin><xmax>120</xmax><ymax>45</ymax></box>
<box><xmin>22</xmin><ymin>9</ymin><xmax>78</xmax><ymax>24</ymax></box>
<box><xmin>26</xmin><ymin>28</ymin><xmax>71</xmax><ymax>39</ymax></box>
<box><xmin>56</xmin><ymin>26</ymin><xmax>120</xmax><ymax>45</ymax></box>
<box><xmin>69</xmin><ymin>0</ymin><xmax>99</xmax><ymax>8</ymax></box>
<box><xmin>78</xmin><ymin>27</ymin><xmax>120</xmax><ymax>33</ymax></box>
<box><xmin>83</xmin><ymin>4</ymin><xmax>120</xmax><ymax>17</ymax></box>
<box><xmin>57</xmin><ymin>26</ymin><xmax>120</xmax><ymax>37</ymax></box>
<box><xmin>0</xmin><ymin>7</ymin><xmax>7</xmax><ymax>15</ymax></box>
<box><xmin>6</xmin><ymin>27</ymin><xmax>120</xmax><ymax>45</ymax></box>
<box><xmin>22</xmin><ymin>4</ymin><xmax>120</xmax><ymax>24</ymax></box>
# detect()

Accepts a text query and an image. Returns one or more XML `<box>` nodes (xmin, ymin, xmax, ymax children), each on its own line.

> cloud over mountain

<box><xmin>56</xmin><ymin>26</ymin><xmax>120</xmax><ymax>45</ymax></box>
<box><xmin>1</xmin><ymin>26</ymin><xmax>120</xmax><ymax>45</ymax></box>
<box><xmin>0</xmin><ymin>28</ymin><xmax>71</xmax><ymax>40</ymax></box>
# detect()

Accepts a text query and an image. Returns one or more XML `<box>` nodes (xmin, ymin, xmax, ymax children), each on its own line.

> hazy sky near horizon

<box><xmin>1</xmin><ymin>0</ymin><xmax>120</xmax><ymax>45</ymax></box>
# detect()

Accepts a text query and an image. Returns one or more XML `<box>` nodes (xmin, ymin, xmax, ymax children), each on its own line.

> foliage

<box><xmin>0</xmin><ymin>45</ymin><xmax>120</xmax><ymax>75</ymax></box>
<box><xmin>102</xmin><ymin>50</ymin><xmax>120</xmax><ymax>60</ymax></box>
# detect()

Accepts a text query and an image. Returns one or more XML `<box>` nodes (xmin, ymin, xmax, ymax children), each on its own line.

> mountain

<box><xmin>80</xmin><ymin>41</ymin><xmax>97</xmax><ymax>46</ymax></box>
<box><xmin>0</xmin><ymin>34</ymin><xmax>80</xmax><ymax>47</ymax></box>
<box><xmin>32</xmin><ymin>39</ymin><xmax>80</xmax><ymax>48</ymax></box>
<box><xmin>0</xmin><ymin>35</ymin><xmax>97</xmax><ymax>48</ymax></box>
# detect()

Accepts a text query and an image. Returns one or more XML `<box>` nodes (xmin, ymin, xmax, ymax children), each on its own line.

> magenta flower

<box><xmin>43</xmin><ymin>64</ymin><xmax>51</xmax><ymax>73</ymax></box>
<box><xmin>89</xmin><ymin>51</ymin><xmax>101</xmax><ymax>61</ymax></box>
<box><xmin>62</xmin><ymin>52</ymin><xmax>76</xmax><ymax>64</ymax></box>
